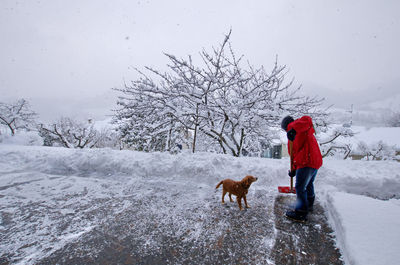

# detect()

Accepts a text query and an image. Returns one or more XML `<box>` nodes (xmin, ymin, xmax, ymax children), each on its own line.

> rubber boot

<box><xmin>285</xmin><ymin>209</ymin><xmax>307</xmax><ymax>222</ymax></box>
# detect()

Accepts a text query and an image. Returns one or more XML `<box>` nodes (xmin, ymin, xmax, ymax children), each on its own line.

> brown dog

<box><xmin>216</xmin><ymin>175</ymin><xmax>258</xmax><ymax>210</ymax></box>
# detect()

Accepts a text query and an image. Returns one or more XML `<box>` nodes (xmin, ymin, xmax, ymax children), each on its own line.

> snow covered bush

<box><xmin>0</xmin><ymin>98</ymin><xmax>37</xmax><ymax>136</ymax></box>
<box><xmin>113</xmin><ymin>30</ymin><xmax>327</xmax><ymax>156</ymax></box>
<box><xmin>355</xmin><ymin>141</ymin><xmax>397</xmax><ymax>161</ymax></box>
<box><xmin>92</xmin><ymin>127</ymin><xmax>123</xmax><ymax>149</ymax></box>
<box><xmin>38</xmin><ymin>117</ymin><xmax>117</xmax><ymax>149</ymax></box>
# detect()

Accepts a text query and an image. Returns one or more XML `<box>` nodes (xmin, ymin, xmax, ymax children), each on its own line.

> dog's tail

<box><xmin>216</xmin><ymin>181</ymin><xmax>223</xmax><ymax>189</ymax></box>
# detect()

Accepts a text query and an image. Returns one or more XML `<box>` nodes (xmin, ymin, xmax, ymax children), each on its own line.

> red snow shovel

<box><xmin>278</xmin><ymin>141</ymin><xmax>296</xmax><ymax>194</ymax></box>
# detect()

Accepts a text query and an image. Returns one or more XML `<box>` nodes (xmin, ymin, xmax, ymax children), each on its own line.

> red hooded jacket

<box><xmin>287</xmin><ymin>116</ymin><xmax>323</xmax><ymax>170</ymax></box>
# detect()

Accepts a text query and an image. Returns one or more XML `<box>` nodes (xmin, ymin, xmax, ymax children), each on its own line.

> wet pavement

<box><xmin>2</xmin><ymin>195</ymin><xmax>343</xmax><ymax>265</ymax></box>
<box><xmin>0</xmin><ymin>172</ymin><xmax>343</xmax><ymax>265</ymax></box>
<box><xmin>36</xmin><ymin>190</ymin><xmax>277</xmax><ymax>265</ymax></box>
<box><xmin>272</xmin><ymin>195</ymin><xmax>344</xmax><ymax>265</ymax></box>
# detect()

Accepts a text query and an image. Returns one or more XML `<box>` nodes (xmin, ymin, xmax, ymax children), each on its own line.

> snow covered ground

<box><xmin>0</xmin><ymin>144</ymin><xmax>399</xmax><ymax>264</ymax></box>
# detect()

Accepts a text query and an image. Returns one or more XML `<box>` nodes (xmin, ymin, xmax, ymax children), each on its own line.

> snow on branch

<box><xmin>0</xmin><ymin>99</ymin><xmax>37</xmax><ymax>136</ymax></box>
<box><xmin>38</xmin><ymin>117</ymin><xmax>115</xmax><ymax>149</ymax></box>
<box><xmin>112</xmin><ymin>30</ymin><xmax>327</xmax><ymax>156</ymax></box>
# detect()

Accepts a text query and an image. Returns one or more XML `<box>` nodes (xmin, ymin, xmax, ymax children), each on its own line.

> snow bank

<box><xmin>324</xmin><ymin>192</ymin><xmax>400</xmax><ymax>265</ymax></box>
<box><xmin>0</xmin><ymin>130</ymin><xmax>43</xmax><ymax>146</ymax></box>
<box><xmin>0</xmin><ymin>144</ymin><xmax>287</xmax><ymax>184</ymax></box>
<box><xmin>319</xmin><ymin>158</ymin><xmax>400</xmax><ymax>200</ymax></box>
<box><xmin>318</xmin><ymin>158</ymin><xmax>400</xmax><ymax>265</ymax></box>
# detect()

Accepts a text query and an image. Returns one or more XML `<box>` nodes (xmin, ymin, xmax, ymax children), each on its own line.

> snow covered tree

<box><xmin>113</xmin><ymin>30</ymin><xmax>327</xmax><ymax>156</ymax></box>
<box><xmin>38</xmin><ymin>117</ymin><xmax>100</xmax><ymax>148</ymax></box>
<box><xmin>0</xmin><ymin>99</ymin><xmax>37</xmax><ymax>136</ymax></box>
<box><xmin>113</xmin><ymin>88</ymin><xmax>191</xmax><ymax>152</ymax></box>
<box><xmin>91</xmin><ymin>127</ymin><xmax>121</xmax><ymax>149</ymax></box>
<box><xmin>318</xmin><ymin>125</ymin><xmax>355</xmax><ymax>159</ymax></box>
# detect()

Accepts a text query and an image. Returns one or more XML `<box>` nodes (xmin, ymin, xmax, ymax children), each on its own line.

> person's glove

<box><xmin>287</xmin><ymin>128</ymin><xmax>296</xmax><ymax>141</ymax></box>
<box><xmin>288</xmin><ymin>170</ymin><xmax>296</xmax><ymax>177</ymax></box>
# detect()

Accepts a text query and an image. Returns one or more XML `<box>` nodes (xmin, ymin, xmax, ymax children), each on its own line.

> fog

<box><xmin>1</xmin><ymin>0</ymin><xmax>399</xmax><ymax>122</ymax></box>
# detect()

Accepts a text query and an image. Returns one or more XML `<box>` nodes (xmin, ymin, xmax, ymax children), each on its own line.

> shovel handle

<box><xmin>290</xmin><ymin>175</ymin><xmax>294</xmax><ymax>191</ymax></box>
<box><xmin>289</xmin><ymin>141</ymin><xmax>294</xmax><ymax>192</ymax></box>
<box><xmin>289</xmin><ymin>141</ymin><xmax>294</xmax><ymax>171</ymax></box>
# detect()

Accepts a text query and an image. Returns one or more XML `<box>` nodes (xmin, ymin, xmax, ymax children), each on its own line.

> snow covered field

<box><xmin>1</xmin><ymin>144</ymin><xmax>399</xmax><ymax>264</ymax></box>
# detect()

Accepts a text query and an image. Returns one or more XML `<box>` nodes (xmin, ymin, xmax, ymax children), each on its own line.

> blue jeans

<box><xmin>295</xmin><ymin>167</ymin><xmax>318</xmax><ymax>213</ymax></box>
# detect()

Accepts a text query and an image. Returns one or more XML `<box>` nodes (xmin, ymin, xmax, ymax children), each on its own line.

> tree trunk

<box><xmin>237</xmin><ymin>128</ymin><xmax>245</xmax><ymax>157</ymax></box>
<box><xmin>8</xmin><ymin>123</ymin><xmax>15</xmax><ymax>136</ymax></box>
<box><xmin>192</xmin><ymin>104</ymin><xmax>199</xmax><ymax>153</ymax></box>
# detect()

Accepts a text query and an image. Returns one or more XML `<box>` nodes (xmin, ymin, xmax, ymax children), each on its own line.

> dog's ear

<box><xmin>245</xmin><ymin>175</ymin><xmax>251</xmax><ymax>185</ymax></box>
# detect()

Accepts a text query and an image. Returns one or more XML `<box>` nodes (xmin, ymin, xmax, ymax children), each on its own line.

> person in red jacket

<box><xmin>281</xmin><ymin>115</ymin><xmax>323</xmax><ymax>222</ymax></box>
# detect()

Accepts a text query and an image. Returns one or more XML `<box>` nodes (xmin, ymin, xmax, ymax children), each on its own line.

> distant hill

<box><xmin>328</xmin><ymin>92</ymin><xmax>400</xmax><ymax>127</ymax></box>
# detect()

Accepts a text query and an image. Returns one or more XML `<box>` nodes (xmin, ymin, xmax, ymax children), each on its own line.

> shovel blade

<box><xmin>278</xmin><ymin>186</ymin><xmax>296</xmax><ymax>194</ymax></box>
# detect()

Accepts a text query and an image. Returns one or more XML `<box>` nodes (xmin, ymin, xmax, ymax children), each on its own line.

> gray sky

<box><xmin>1</xmin><ymin>0</ymin><xmax>399</xmax><ymax>122</ymax></box>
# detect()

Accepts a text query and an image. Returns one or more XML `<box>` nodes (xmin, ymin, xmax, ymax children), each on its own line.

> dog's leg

<box><xmin>237</xmin><ymin>196</ymin><xmax>243</xmax><ymax>210</ymax></box>
<box><xmin>222</xmin><ymin>188</ymin><xmax>227</xmax><ymax>204</ymax></box>
<box><xmin>228</xmin><ymin>193</ymin><xmax>234</xmax><ymax>202</ymax></box>
<box><xmin>244</xmin><ymin>195</ymin><xmax>250</xmax><ymax>208</ymax></box>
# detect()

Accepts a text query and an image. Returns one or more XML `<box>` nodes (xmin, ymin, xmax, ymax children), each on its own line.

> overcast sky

<box><xmin>1</xmin><ymin>0</ymin><xmax>399</xmax><ymax>122</ymax></box>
